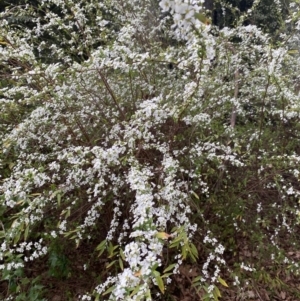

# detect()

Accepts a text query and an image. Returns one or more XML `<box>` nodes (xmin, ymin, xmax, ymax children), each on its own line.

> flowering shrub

<box><xmin>1</xmin><ymin>0</ymin><xmax>300</xmax><ymax>300</ymax></box>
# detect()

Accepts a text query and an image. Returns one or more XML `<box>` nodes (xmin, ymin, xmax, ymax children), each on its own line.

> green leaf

<box><xmin>152</xmin><ymin>270</ymin><xmax>160</xmax><ymax>277</ymax></box>
<box><xmin>161</xmin><ymin>272</ymin><xmax>173</xmax><ymax>278</ymax></box>
<box><xmin>9</xmin><ymin>162</ymin><xmax>15</xmax><ymax>170</ymax></box>
<box><xmin>106</xmin><ymin>260</ymin><xmax>116</xmax><ymax>269</ymax></box>
<box><xmin>202</xmin><ymin>293</ymin><xmax>211</xmax><ymax>301</ymax></box>
<box><xmin>192</xmin><ymin>276</ymin><xmax>202</xmax><ymax>283</ymax></box>
<box><xmin>102</xmin><ymin>285</ymin><xmax>115</xmax><ymax>296</ymax></box>
<box><xmin>191</xmin><ymin>191</ymin><xmax>199</xmax><ymax>199</ymax></box>
<box><xmin>156</xmin><ymin>232</ymin><xmax>171</xmax><ymax>240</ymax></box>
<box><xmin>145</xmin><ymin>289</ymin><xmax>151</xmax><ymax>299</ymax></box>
<box><xmin>288</xmin><ymin>49</ymin><xmax>298</xmax><ymax>54</ymax></box>
<box><xmin>181</xmin><ymin>245</ymin><xmax>187</xmax><ymax>260</ymax></box>
<box><xmin>169</xmin><ymin>235</ymin><xmax>182</xmax><ymax>248</ymax></box>
<box><xmin>190</xmin><ymin>243</ymin><xmax>198</xmax><ymax>257</ymax></box>
<box><xmin>0</xmin><ymin>40</ymin><xmax>8</xmax><ymax>46</ymax></box>
<box><xmin>20</xmin><ymin>278</ymin><xmax>30</xmax><ymax>286</ymax></box>
<box><xmin>130</xmin><ymin>285</ymin><xmax>142</xmax><ymax>297</ymax></box>
<box><xmin>96</xmin><ymin>239</ymin><xmax>107</xmax><ymax>252</ymax></box>
<box><xmin>119</xmin><ymin>248</ymin><xmax>125</xmax><ymax>260</ymax></box>
<box><xmin>108</xmin><ymin>242</ymin><xmax>119</xmax><ymax>258</ymax></box>
<box><xmin>213</xmin><ymin>286</ymin><xmax>221</xmax><ymax>300</ymax></box>
<box><xmin>194</xmin><ymin>13</ymin><xmax>211</xmax><ymax>24</ymax></box>
<box><xmin>14</xmin><ymin>231</ymin><xmax>21</xmax><ymax>245</ymax></box>
<box><xmin>64</xmin><ymin>229</ymin><xmax>77</xmax><ymax>237</ymax></box>
<box><xmin>163</xmin><ymin>263</ymin><xmax>176</xmax><ymax>273</ymax></box>
<box><xmin>151</xmin><ymin>262</ymin><xmax>159</xmax><ymax>271</ymax></box>
<box><xmin>57</xmin><ymin>193</ymin><xmax>61</xmax><ymax>207</ymax></box>
<box><xmin>218</xmin><ymin>276</ymin><xmax>229</xmax><ymax>288</ymax></box>
<box><xmin>155</xmin><ymin>274</ymin><xmax>165</xmax><ymax>294</ymax></box>
<box><xmin>24</xmin><ymin>225</ymin><xmax>29</xmax><ymax>241</ymax></box>
<box><xmin>65</xmin><ymin>208</ymin><xmax>70</xmax><ymax>218</ymax></box>
<box><xmin>30</xmin><ymin>193</ymin><xmax>42</xmax><ymax>196</ymax></box>
<box><xmin>119</xmin><ymin>257</ymin><xmax>123</xmax><ymax>271</ymax></box>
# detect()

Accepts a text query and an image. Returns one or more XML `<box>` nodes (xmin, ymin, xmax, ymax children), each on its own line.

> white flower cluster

<box><xmin>159</xmin><ymin>0</ymin><xmax>205</xmax><ymax>37</ymax></box>
<box><xmin>202</xmin><ymin>232</ymin><xmax>226</xmax><ymax>284</ymax></box>
<box><xmin>1</xmin><ymin>0</ymin><xmax>300</xmax><ymax>299</ymax></box>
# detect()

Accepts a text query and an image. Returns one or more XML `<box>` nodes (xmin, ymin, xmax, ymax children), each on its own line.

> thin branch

<box><xmin>230</xmin><ymin>69</ymin><xmax>239</xmax><ymax>128</ymax></box>
<box><xmin>96</xmin><ymin>68</ymin><xmax>126</xmax><ymax>120</ymax></box>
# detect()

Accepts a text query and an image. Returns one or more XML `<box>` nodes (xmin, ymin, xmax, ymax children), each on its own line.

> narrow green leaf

<box><xmin>130</xmin><ymin>285</ymin><xmax>142</xmax><ymax>297</ymax></box>
<box><xmin>119</xmin><ymin>257</ymin><xmax>123</xmax><ymax>271</ymax></box>
<box><xmin>156</xmin><ymin>232</ymin><xmax>171</xmax><ymax>240</ymax></box>
<box><xmin>181</xmin><ymin>246</ymin><xmax>187</xmax><ymax>260</ymax></box>
<box><xmin>108</xmin><ymin>242</ymin><xmax>114</xmax><ymax>257</ymax></box>
<box><xmin>161</xmin><ymin>272</ymin><xmax>173</xmax><ymax>278</ymax></box>
<box><xmin>102</xmin><ymin>285</ymin><xmax>115</xmax><ymax>296</ymax></box>
<box><xmin>119</xmin><ymin>248</ymin><xmax>125</xmax><ymax>260</ymax></box>
<box><xmin>191</xmin><ymin>191</ymin><xmax>199</xmax><ymax>199</ymax></box>
<box><xmin>14</xmin><ymin>231</ymin><xmax>21</xmax><ymax>245</ymax></box>
<box><xmin>57</xmin><ymin>193</ymin><xmax>61</xmax><ymax>207</ymax></box>
<box><xmin>218</xmin><ymin>276</ymin><xmax>229</xmax><ymax>288</ymax></box>
<box><xmin>64</xmin><ymin>229</ymin><xmax>77</xmax><ymax>237</ymax></box>
<box><xmin>169</xmin><ymin>236</ymin><xmax>182</xmax><ymax>247</ymax></box>
<box><xmin>163</xmin><ymin>263</ymin><xmax>176</xmax><ymax>273</ymax></box>
<box><xmin>66</xmin><ymin>208</ymin><xmax>70</xmax><ymax>218</ymax></box>
<box><xmin>96</xmin><ymin>239</ymin><xmax>107</xmax><ymax>251</ymax></box>
<box><xmin>155</xmin><ymin>274</ymin><xmax>165</xmax><ymax>294</ymax></box>
<box><xmin>24</xmin><ymin>225</ymin><xmax>29</xmax><ymax>241</ymax></box>
<box><xmin>213</xmin><ymin>286</ymin><xmax>221</xmax><ymax>300</ymax></box>
<box><xmin>152</xmin><ymin>270</ymin><xmax>160</xmax><ymax>277</ymax></box>
<box><xmin>192</xmin><ymin>276</ymin><xmax>202</xmax><ymax>283</ymax></box>
<box><xmin>190</xmin><ymin>243</ymin><xmax>198</xmax><ymax>258</ymax></box>
<box><xmin>106</xmin><ymin>260</ymin><xmax>117</xmax><ymax>269</ymax></box>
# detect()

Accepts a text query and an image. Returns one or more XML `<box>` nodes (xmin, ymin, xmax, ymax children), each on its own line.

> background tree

<box><xmin>210</xmin><ymin>0</ymin><xmax>290</xmax><ymax>38</ymax></box>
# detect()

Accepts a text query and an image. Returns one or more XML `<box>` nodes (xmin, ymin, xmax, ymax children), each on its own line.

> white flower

<box><xmin>174</xmin><ymin>3</ymin><xmax>190</xmax><ymax>15</ymax></box>
<box><xmin>159</xmin><ymin>0</ymin><xmax>173</xmax><ymax>12</ymax></box>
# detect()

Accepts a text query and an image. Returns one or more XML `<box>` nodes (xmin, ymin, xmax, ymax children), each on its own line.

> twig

<box><xmin>230</xmin><ymin>69</ymin><xmax>239</xmax><ymax>128</ymax></box>
<box><xmin>96</xmin><ymin>68</ymin><xmax>126</xmax><ymax>120</ymax></box>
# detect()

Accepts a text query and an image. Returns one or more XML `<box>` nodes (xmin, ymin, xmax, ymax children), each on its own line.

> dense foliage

<box><xmin>211</xmin><ymin>0</ymin><xmax>290</xmax><ymax>35</ymax></box>
<box><xmin>1</xmin><ymin>0</ymin><xmax>300</xmax><ymax>300</ymax></box>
